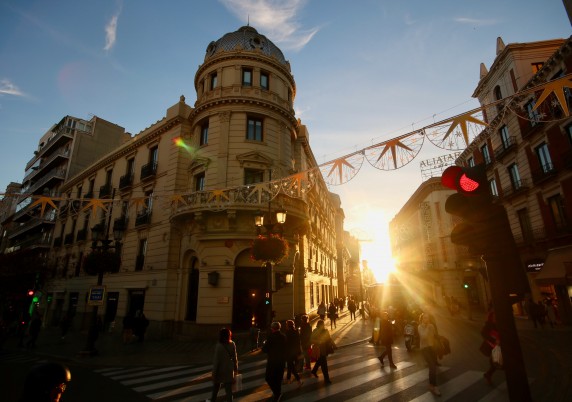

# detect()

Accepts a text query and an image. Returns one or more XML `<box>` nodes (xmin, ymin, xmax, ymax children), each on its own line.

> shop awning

<box><xmin>535</xmin><ymin>245</ymin><xmax>572</xmax><ymax>286</ymax></box>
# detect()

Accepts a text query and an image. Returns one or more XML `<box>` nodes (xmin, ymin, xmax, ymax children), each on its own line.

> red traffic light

<box><xmin>441</xmin><ymin>165</ymin><xmax>488</xmax><ymax>197</ymax></box>
<box><xmin>27</xmin><ymin>290</ymin><xmax>35</xmax><ymax>296</ymax></box>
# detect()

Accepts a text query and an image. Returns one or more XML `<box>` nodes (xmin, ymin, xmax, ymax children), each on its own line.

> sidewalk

<box><xmin>2</xmin><ymin>309</ymin><xmax>373</xmax><ymax>368</ymax></box>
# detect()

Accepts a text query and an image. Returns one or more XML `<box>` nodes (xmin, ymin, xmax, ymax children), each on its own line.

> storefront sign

<box><xmin>87</xmin><ymin>286</ymin><xmax>106</xmax><ymax>306</ymax></box>
<box><xmin>526</xmin><ymin>259</ymin><xmax>544</xmax><ymax>273</ymax></box>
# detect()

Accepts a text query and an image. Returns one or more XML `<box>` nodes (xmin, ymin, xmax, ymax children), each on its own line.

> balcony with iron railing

<box><xmin>7</xmin><ymin>210</ymin><xmax>56</xmax><ymax>239</ymax></box>
<box><xmin>26</xmin><ymin>167</ymin><xmax>67</xmax><ymax>195</ymax></box>
<box><xmin>513</xmin><ymin>226</ymin><xmax>546</xmax><ymax>246</ymax></box>
<box><xmin>501</xmin><ymin>178</ymin><xmax>529</xmax><ymax>200</ymax></box>
<box><xmin>493</xmin><ymin>136</ymin><xmax>517</xmax><ymax>161</ymax></box>
<box><xmin>119</xmin><ymin>174</ymin><xmax>134</xmax><ymax>190</ymax></box>
<box><xmin>64</xmin><ymin>233</ymin><xmax>75</xmax><ymax>245</ymax></box>
<box><xmin>99</xmin><ymin>184</ymin><xmax>112</xmax><ymax>198</ymax></box>
<box><xmin>25</xmin><ymin>126</ymin><xmax>74</xmax><ymax>169</ymax></box>
<box><xmin>76</xmin><ymin>228</ymin><xmax>87</xmax><ymax>241</ymax></box>
<box><xmin>135</xmin><ymin>210</ymin><xmax>151</xmax><ymax>227</ymax></box>
<box><xmin>140</xmin><ymin>162</ymin><xmax>158</xmax><ymax>181</ymax></box>
<box><xmin>531</xmin><ymin>162</ymin><xmax>557</xmax><ymax>185</ymax></box>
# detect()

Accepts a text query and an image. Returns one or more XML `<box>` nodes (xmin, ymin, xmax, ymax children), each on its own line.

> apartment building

<box><xmin>456</xmin><ymin>36</ymin><xmax>572</xmax><ymax>324</ymax></box>
<box><xmin>0</xmin><ymin>116</ymin><xmax>127</xmax><ymax>320</ymax></box>
<box><xmin>45</xmin><ymin>26</ymin><xmax>345</xmax><ymax>340</ymax></box>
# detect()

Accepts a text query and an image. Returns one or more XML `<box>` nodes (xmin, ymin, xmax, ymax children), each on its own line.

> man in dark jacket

<box><xmin>299</xmin><ymin>315</ymin><xmax>312</xmax><ymax>371</ymax></box>
<box><xmin>262</xmin><ymin>321</ymin><xmax>287</xmax><ymax>401</ymax></box>
<box><xmin>377</xmin><ymin>311</ymin><xmax>397</xmax><ymax>369</ymax></box>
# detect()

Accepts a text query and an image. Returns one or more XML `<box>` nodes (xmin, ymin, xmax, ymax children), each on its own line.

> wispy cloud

<box><xmin>0</xmin><ymin>79</ymin><xmax>25</xmax><ymax>97</ymax></box>
<box><xmin>454</xmin><ymin>17</ymin><xmax>498</xmax><ymax>26</ymax></box>
<box><xmin>104</xmin><ymin>3</ymin><xmax>122</xmax><ymax>52</ymax></box>
<box><xmin>219</xmin><ymin>0</ymin><xmax>319</xmax><ymax>51</ymax></box>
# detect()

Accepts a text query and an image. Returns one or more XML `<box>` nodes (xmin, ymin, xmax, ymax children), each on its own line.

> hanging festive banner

<box><xmin>532</xmin><ymin>75</ymin><xmax>572</xmax><ymax>117</ymax></box>
<box><xmin>364</xmin><ymin>131</ymin><xmax>424</xmax><ymax>170</ymax></box>
<box><xmin>425</xmin><ymin>109</ymin><xmax>488</xmax><ymax>150</ymax></box>
<box><xmin>3</xmin><ymin>74</ymin><xmax>571</xmax><ymax>215</ymax></box>
<box><xmin>319</xmin><ymin>152</ymin><xmax>364</xmax><ymax>186</ymax></box>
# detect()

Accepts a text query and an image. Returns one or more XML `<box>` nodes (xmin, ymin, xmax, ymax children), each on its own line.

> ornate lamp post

<box><xmin>80</xmin><ymin>191</ymin><xmax>124</xmax><ymax>356</ymax></box>
<box><xmin>252</xmin><ymin>206</ymin><xmax>287</xmax><ymax>329</ymax></box>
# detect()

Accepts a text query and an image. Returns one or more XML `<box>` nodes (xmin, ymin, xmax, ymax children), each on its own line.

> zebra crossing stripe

<box><xmin>285</xmin><ymin>360</ymin><xmax>419</xmax><ymax>402</ymax></box>
<box><xmin>409</xmin><ymin>370</ymin><xmax>482</xmax><ymax>401</ymax></box>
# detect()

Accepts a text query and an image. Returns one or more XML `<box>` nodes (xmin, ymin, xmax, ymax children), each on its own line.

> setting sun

<box><xmin>349</xmin><ymin>208</ymin><xmax>396</xmax><ymax>283</ymax></box>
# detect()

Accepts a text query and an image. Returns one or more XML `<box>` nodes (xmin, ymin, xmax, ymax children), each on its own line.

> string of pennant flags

<box><xmin>2</xmin><ymin>73</ymin><xmax>572</xmax><ymax>219</ymax></box>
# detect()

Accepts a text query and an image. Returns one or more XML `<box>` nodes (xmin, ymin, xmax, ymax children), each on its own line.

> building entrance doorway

<box><xmin>233</xmin><ymin>266</ymin><xmax>269</xmax><ymax>330</ymax></box>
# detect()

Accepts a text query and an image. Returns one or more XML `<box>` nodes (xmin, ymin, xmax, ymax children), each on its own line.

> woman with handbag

<box><xmin>310</xmin><ymin>319</ymin><xmax>334</xmax><ymax>384</ymax></box>
<box><xmin>418</xmin><ymin>313</ymin><xmax>441</xmax><ymax>396</ymax></box>
<box><xmin>481</xmin><ymin>311</ymin><xmax>501</xmax><ymax>386</ymax></box>
<box><xmin>210</xmin><ymin>327</ymin><xmax>238</xmax><ymax>401</ymax></box>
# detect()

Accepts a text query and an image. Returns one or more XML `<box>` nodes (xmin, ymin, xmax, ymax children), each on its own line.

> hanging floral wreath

<box><xmin>250</xmin><ymin>234</ymin><xmax>289</xmax><ymax>264</ymax></box>
<box><xmin>83</xmin><ymin>250</ymin><xmax>121</xmax><ymax>275</ymax></box>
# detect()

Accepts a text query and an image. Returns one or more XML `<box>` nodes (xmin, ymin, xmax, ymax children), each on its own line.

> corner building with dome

<box><xmin>45</xmin><ymin>26</ymin><xmax>351</xmax><ymax>340</ymax></box>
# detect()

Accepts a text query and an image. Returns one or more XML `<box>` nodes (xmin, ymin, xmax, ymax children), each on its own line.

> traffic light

<box><xmin>264</xmin><ymin>292</ymin><xmax>271</xmax><ymax>305</ymax></box>
<box><xmin>441</xmin><ymin>164</ymin><xmax>529</xmax><ymax>296</ymax></box>
<box><xmin>27</xmin><ymin>290</ymin><xmax>35</xmax><ymax>297</ymax></box>
<box><xmin>441</xmin><ymin>164</ymin><xmax>494</xmax><ymax>254</ymax></box>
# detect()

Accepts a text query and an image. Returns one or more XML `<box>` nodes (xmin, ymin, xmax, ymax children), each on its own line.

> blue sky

<box><xmin>0</xmin><ymin>0</ymin><xmax>570</xmax><ymax>274</ymax></box>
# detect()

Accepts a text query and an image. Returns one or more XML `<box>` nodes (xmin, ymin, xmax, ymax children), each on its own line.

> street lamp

<box><xmin>80</xmin><ymin>190</ymin><xmax>124</xmax><ymax>356</ymax></box>
<box><xmin>253</xmin><ymin>206</ymin><xmax>287</xmax><ymax>329</ymax></box>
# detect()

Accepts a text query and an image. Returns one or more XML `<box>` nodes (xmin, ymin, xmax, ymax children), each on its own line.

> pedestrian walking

<box><xmin>317</xmin><ymin>301</ymin><xmax>326</xmax><ymax>320</ymax></box>
<box><xmin>122</xmin><ymin>313</ymin><xmax>135</xmax><ymax>344</ymax></box>
<box><xmin>310</xmin><ymin>319</ymin><xmax>335</xmax><ymax>384</ymax></box>
<box><xmin>545</xmin><ymin>299</ymin><xmax>557</xmax><ymax>327</ymax></box>
<box><xmin>418</xmin><ymin>313</ymin><xmax>441</xmax><ymax>396</ymax></box>
<box><xmin>284</xmin><ymin>320</ymin><xmax>304</xmax><ymax>387</ymax></box>
<box><xmin>18</xmin><ymin>361</ymin><xmax>71</xmax><ymax>402</ymax></box>
<box><xmin>59</xmin><ymin>313</ymin><xmax>72</xmax><ymax>340</ymax></box>
<box><xmin>328</xmin><ymin>302</ymin><xmax>338</xmax><ymax>329</ymax></box>
<box><xmin>26</xmin><ymin>311</ymin><xmax>42</xmax><ymax>350</ymax></box>
<box><xmin>262</xmin><ymin>321</ymin><xmax>287</xmax><ymax>401</ymax></box>
<box><xmin>481</xmin><ymin>311</ymin><xmax>501</xmax><ymax>386</ymax></box>
<box><xmin>249</xmin><ymin>321</ymin><xmax>260</xmax><ymax>351</ymax></box>
<box><xmin>377</xmin><ymin>311</ymin><xmax>397</xmax><ymax>369</ymax></box>
<box><xmin>299</xmin><ymin>314</ymin><xmax>312</xmax><ymax>371</ymax></box>
<box><xmin>210</xmin><ymin>327</ymin><xmax>238</xmax><ymax>402</ymax></box>
<box><xmin>134</xmin><ymin>310</ymin><xmax>149</xmax><ymax>342</ymax></box>
<box><xmin>348</xmin><ymin>298</ymin><xmax>357</xmax><ymax>320</ymax></box>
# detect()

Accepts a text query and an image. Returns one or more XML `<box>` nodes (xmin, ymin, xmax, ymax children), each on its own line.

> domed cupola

<box><xmin>204</xmin><ymin>26</ymin><xmax>289</xmax><ymax>68</ymax></box>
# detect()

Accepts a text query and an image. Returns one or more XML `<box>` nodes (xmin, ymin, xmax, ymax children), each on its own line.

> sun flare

<box><xmin>349</xmin><ymin>208</ymin><xmax>396</xmax><ymax>283</ymax></box>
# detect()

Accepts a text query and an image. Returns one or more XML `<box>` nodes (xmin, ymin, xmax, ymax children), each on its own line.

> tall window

<box><xmin>210</xmin><ymin>72</ymin><xmax>218</xmax><ymax>90</ymax></box>
<box><xmin>195</xmin><ymin>172</ymin><xmax>205</xmax><ymax>191</ymax></box>
<box><xmin>526</xmin><ymin>101</ymin><xmax>541</xmax><ymax>126</ymax></box>
<box><xmin>149</xmin><ymin>146</ymin><xmax>158</xmax><ymax>164</ymax></box>
<box><xmin>242</xmin><ymin>68</ymin><xmax>253</xmax><ymax>86</ymax></box>
<box><xmin>144</xmin><ymin>190</ymin><xmax>154</xmax><ymax>214</ymax></box>
<box><xmin>500</xmin><ymin>125</ymin><xmax>511</xmax><ymax>148</ymax></box>
<box><xmin>489</xmin><ymin>179</ymin><xmax>499</xmax><ymax>197</ymax></box>
<box><xmin>200</xmin><ymin>122</ymin><xmax>209</xmax><ymax>146</ymax></box>
<box><xmin>246</xmin><ymin>117</ymin><xmax>263</xmax><ymax>141</ymax></box>
<box><xmin>517</xmin><ymin>208</ymin><xmax>533</xmax><ymax>242</ymax></box>
<box><xmin>126</xmin><ymin>158</ymin><xmax>134</xmax><ymax>176</ymax></box>
<box><xmin>467</xmin><ymin>157</ymin><xmax>475</xmax><ymax>167</ymax></box>
<box><xmin>136</xmin><ymin>238</ymin><xmax>147</xmax><ymax>271</ymax></box>
<box><xmin>244</xmin><ymin>169</ymin><xmax>265</xmax><ymax>185</ymax></box>
<box><xmin>567</xmin><ymin>125</ymin><xmax>572</xmax><ymax>145</ymax></box>
<box><xmin>548</xmin><ymin>194</ymin><xmax>568</xmax><ymax>231</ymax></box>
<box><xmin>260</xmin><ymin>71</ymin><xmax>269</xmax><ymax>90</ymax></box>
<box><xmin>535</xmin><ymin>142</ymin><xmax>553</xmax><ymax>173</ymax></box>
<box><xmin>531</xmin><ymin>62</ymin><xmax>544</xmax><ymax>73</ymax></box>
<box><xmin>481</xmin><ymin>144</ymin><xmax>491</xmax><ymax>164</ymax></box>
<box><xmin>508</xmin><ymin>164</ymin><xmax>522</xmax><ymax>190</ymax></box>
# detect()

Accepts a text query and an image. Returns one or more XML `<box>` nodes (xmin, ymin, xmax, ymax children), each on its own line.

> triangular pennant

<box><xmin>532</xmin><ymin>75</ymin><xmax>572</xmax><ymax>117</ymax></box>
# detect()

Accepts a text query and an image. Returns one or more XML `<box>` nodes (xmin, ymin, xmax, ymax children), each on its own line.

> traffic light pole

<box><xmin>483</xmin><ymin>207</ymin><xmax>531</xmax><ymax>402</ymax></box>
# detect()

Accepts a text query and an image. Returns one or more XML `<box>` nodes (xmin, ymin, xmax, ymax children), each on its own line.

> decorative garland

<box><xmin>2</xmin><ymin>74</ymin><xmax>571</xmax><ymax>217</ymax></box>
